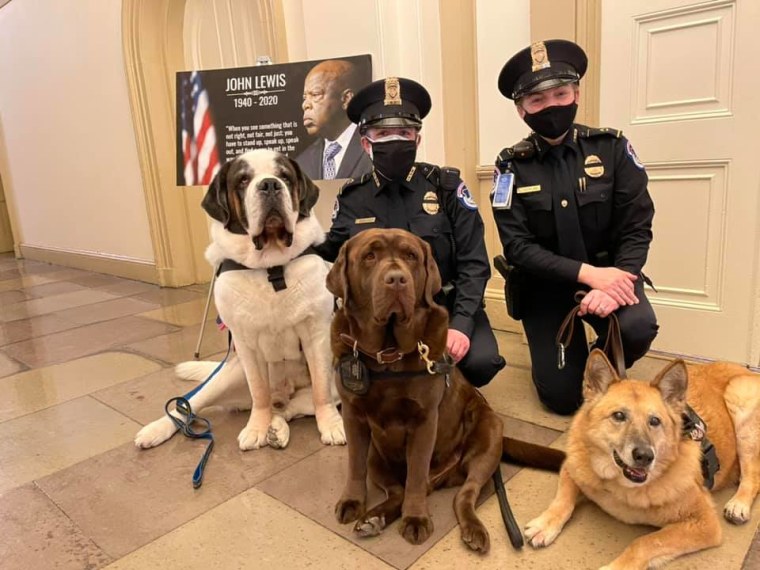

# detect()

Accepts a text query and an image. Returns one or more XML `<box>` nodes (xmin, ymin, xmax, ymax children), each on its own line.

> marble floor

<box><xmin>0</xmin><ymin>253</ymin><xmax>758</xmax><ymax>569</ymax></box>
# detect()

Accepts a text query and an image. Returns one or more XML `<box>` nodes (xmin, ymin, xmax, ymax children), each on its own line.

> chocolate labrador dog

<box><xmin>326</xmin><ymin>228</ymin><xmax>564</xmax><ymax>553</ymax></box>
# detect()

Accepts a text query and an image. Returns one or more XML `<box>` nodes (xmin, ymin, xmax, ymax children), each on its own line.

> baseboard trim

<box><xmin>19</xmin><ymin>244</ymin><xmax>158</xmax><ymax>284</ymax></box>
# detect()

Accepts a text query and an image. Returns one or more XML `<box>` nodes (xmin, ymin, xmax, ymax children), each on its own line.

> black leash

<box><xmin>492</xmin><ymin>467</ymin><xmax>524</xmax><ymax>549</ymax></box>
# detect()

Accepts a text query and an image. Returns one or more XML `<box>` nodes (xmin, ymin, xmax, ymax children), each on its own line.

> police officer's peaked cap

<box><xmin>347</xmin><ymin>77</ymin><xmax>431</xmax><ymax>130</ymax></box>
<box><xmin>498</xmin><ymin>39</ymin><xmax>587</xmax><ymax>101</ymax></box>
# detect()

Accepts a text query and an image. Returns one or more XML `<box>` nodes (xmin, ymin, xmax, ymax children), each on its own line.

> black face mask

<box><xmin>370</xmin><ymin>139</ymin><xmax>417</xmax><ymax>181</ymax></box>
<box><xmin>523</xmin><ymin>102</ymin><xmax>578</xmax><ymax>139</ymax></box>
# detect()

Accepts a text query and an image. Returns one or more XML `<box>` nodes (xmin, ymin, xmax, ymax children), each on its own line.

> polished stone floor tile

<box><xmin>0</xmin><ymin>289</ymin><xmax>118</xmax><ymax>322</ymax></box>
<box><xmin>495</xmin><ymin>330</ymin><xmax>531</xmax><ymax>369</ymax></box>
<box><xmin>94</xmin><ymin>280</ymin><xmax>157</xmax><ymax>297</ymax></box>
<box><xmin>37</xmin><ymin>412</ymin><xmax>327</xmax><ymax>558</ymax></box>
<box><xmin>744</xmin><ymin>529</ymin><xmax>760</xmax><ymax>569</ymax></box>
<box><xmin>480</xmin><ymin>365</ymin><xmax>571</xmax><ymax>432</ymax></box>
<box><xmin>2</xmin><ymin>316</ymin><xmax>179</xmax><ymax>367</ymax></box>
<box><xmin>0</xmin><ymin>274</ymin><xmax>61</xmax><ymax>293</ymax></box>
<box><xmin>131</xmin><ymin>287</ymin><xmax>203</xmax><ymax>306</ymax></box>
<box><xmin>104</xmin><ymin>488</ymin><xmax>392</xmax><ymax>570</ymax></box>
<box><xmin>412</xmin><ymin>449</ymin><xmax>760</xmax><ymax>570</ymax></box>
<box><xmin>0</xmin><ymin>313</ymin><xmax>80</xmax><ymax>346</ymax></box>
<box><xmin>54</xmin><ymin>296</ymin><xmax>161</xmax><ymax>326</ymax></box>
<box><xmin>137</xmin><ymin>297</ymin><xmax>216</xmax><ymax>326</ymax></box>
<box><xmin>0</xmin><ymin>396</ymin><xmax>141</xmax><ymax>494</ymax></box>
<box><xmin>23</xmin><ymin>280</ymin><xmax>88</xmax><ymax>299</ymax></box>
<box><xmin>0</xmin><ymin>351</ymin><xmax>25</xmax><ymax>378</ymax></box>
<box><xmin>0</xmin><ymin>483</ymin><xmax>112</xmax><ymax>570</ymax></box>
<box><xmin>124</xmin><ymin>322</ymin><xmax>228</xmax><ymax>364</ymax></box>
<box><xmin>0</xmin><ymin>289</ymin><xmax>28</xmax><ymax>306</ymax></box>
<box><xmin>0</xmin><ymin>352</ymin><xmax>162</xmax><ymax>423</ymax></box>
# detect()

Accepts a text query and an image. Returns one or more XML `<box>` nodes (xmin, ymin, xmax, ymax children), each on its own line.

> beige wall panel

<box><xmin>645</xmin><ymin>161</ymin><xmax>728</xmax><ymax>310</ymax></box>
<box><xmin>0</xmin><ymin>0</ymin><xmax>154</xmax><ymax>264</ymax></box>
<box><xmin>632</xmin><ymin>2</ymin><xmax>734</xmax><ymax>123</ymax></box>
<box><xmin>601</xmin><ymin>0</ymin><xmax>760</xmax><ymax>363</ymax></box>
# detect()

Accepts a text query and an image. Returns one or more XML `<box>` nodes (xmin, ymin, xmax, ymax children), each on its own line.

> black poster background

<box><xmin>176</xmin><ymin>54</ymin><xmax>372</xmax><ymax>186</ymax></box>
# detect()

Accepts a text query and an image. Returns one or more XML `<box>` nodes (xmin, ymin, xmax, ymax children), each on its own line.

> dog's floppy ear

<box><xmin>201</xmin><ymin>160</ymin><xmax>247</xmax><ymax>234</ymax></box>
<box><xmin>288</xmin><ymin>157</ymin><xmax>320</xmax><ymax>219</ymax></box>
<box><xmin>421</xmin><ymin>239</ymin><xmax>442</xmax><ymax>307</ymax></box>
<box><xmin>583</xmin><ymin>348</ymin><xmax>620</xmax><ymax>400</ymax></box>
<box><xmin>651</xmin><ymin>359</ymin><xmax>688</xmax><ymax>407</ymax></box>
<box><xmin>326</xmin><ymin>240</ymin><xmax>350</xmax><ymax>305</ymax></box>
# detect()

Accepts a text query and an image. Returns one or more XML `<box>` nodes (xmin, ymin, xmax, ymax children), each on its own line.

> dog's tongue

<box><xmin>624</xmin><ymin>465</ymin><xmax>648</xmax><ymax>483</ymax></box>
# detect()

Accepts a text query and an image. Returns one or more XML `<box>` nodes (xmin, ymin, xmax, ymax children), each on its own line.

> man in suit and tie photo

<box><xmin>295</xmin><ymin>59</ymin><xmax>372</xmax><ymax>180</ymax></box>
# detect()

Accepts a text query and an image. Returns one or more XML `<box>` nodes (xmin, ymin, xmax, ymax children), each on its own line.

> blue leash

<box><xmin>164</xmin><ymin>332</ymin><xmax>232</xmax><ymax>488</ymax></box>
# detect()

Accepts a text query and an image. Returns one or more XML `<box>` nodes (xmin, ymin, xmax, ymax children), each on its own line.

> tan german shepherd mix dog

<box><xmin>525</xmin><ymin>349</ymin><xmax>760</xmax><ymax>569</ymax></box>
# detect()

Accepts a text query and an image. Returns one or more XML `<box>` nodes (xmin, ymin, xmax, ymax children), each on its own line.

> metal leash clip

<box><xmin>417</xmin><ymin>341</ymin><xmax>436</xmax><ymax>374</ymax></box>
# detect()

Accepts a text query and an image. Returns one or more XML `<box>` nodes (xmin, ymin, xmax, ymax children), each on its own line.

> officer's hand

<box><xmin>578</xmin><ymin>289</ymin><xmax>620</xmax><ymax>318</ymax></box>
<box><xmin>578</xmin><ymin>264</ymin><xmax>638</xmax><ymax>306</ymax></box>
<box><xmin>446</xmin><ymin>329</ymin><xmax>471</xmax><ymax>362</ymax></box>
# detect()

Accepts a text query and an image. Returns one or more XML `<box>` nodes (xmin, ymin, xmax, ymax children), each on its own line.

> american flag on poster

<box><xmin>180</xmin><ymin>72</ymin><xmax>221</xmax><ymax>185</ymax></box>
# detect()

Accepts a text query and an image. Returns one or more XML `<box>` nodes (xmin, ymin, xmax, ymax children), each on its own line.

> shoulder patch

<box><xmin>456</xmin><ymin>182</ymin><xmax>478</xmax><ymax>211</ymax></box>
<box><xmin>625</xmin><ymin>140</ymin><xmax>645</xmax><ymax>170</ymax></box>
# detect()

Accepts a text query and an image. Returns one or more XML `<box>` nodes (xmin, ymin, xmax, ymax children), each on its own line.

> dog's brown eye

<box><xmin>364</xmin><ymin>252</ymin><xmax>376</xmax><ymax>261</ymax></box>
<box><xmin>612</xmin><ymin>411</ymin><xmax>626</xmax><ymax>422</ymax></box>
<box><xmin>649</xmin><ymin>416</ymin><xmax>661</xmax><ymax>427</ymax></box>
<box><xmin>238</xmin><ymin>176</ymin><xmax>250</xmax><ymax>187</ymax></box>
<box><xmin>405</xmin><ymin>252</ymin><xmax>417</xmax><ymax>262</ymax></box>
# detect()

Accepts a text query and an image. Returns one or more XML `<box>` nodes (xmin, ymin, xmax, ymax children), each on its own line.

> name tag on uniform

<box><xmin>516</xmin><ymin>185</ymin><xmax>541</xmax><ymax>194</ymax></box>
<box><xmin>491</xmin><ymin>172</ymin><xmax>514</xmax><ymax>209</ymax></box>
<box><xmin>354</xmin><ymin>217</ymin><xmax>376</xmax><ymax>224</ymax></box>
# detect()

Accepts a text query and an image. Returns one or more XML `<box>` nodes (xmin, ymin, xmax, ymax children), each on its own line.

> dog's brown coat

<box><xmin>525</xmin><ymin>349</ymin><xmax>760</xmax><ymax>569</ymax></box>
<box><xmin>326</xmin><ymin>228</ymin><xmax>563</xmax><ymax>552</ymax></box>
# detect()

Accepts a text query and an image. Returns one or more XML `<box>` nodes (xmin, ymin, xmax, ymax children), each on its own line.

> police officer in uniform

<box><xmin>491</xmin><ymin>40</ymin><xmax>658</xmax><ymax>414</ymax></box>
<box><xmin>314</xmin><ymin>77</ymin><xmax>506</xmax><ymax>387</ymax></box>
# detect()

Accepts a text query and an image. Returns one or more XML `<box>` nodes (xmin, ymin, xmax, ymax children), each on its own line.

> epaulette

<box><xmin>496</xmin><ymin>138</ymin><xmax>535</xmax><ymax>168</ymax></box>
<box><xmin>337</xmin><ymin>172</ymin><xmax>372</xmax><ymax>196</ymax></box>
<box><xmin>579</xmin><ymin>126</ymin><xmax>622</xmax><ymax>138</ymax></box>
<box><xmin>416</xmin><ymin>162</ymin><xmax>440</xmax><ymax>185</ymax></box>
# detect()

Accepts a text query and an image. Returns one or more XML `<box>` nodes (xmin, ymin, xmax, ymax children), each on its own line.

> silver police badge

<box><xmin>422</xmin><ymin>191</ymin><xmax>439</xmax><ymax>215</ymax></box>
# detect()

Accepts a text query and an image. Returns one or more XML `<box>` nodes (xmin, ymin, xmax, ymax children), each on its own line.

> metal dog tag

<box><xmin>338</xmin><ymin>354</ymin><xmax>370</xmax><ymax>395</ymax></box>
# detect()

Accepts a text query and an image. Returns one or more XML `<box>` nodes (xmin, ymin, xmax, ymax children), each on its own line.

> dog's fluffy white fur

<box><xmin>135</xmin><ymin>149</ymin><xmax>345</xmax><ymax>451</ymax></box>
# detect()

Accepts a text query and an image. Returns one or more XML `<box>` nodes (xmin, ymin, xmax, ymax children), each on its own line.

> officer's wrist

<box><xmin>577</xmin><ymin>263</ymin><xmax>595</xmax><ymax>286</ymax></box>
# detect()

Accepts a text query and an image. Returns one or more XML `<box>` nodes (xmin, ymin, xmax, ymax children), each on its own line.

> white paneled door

<box><xmin>600</xmin><ymin>0</ymin><xmax>760</xmax><ymax>363</ymax></box>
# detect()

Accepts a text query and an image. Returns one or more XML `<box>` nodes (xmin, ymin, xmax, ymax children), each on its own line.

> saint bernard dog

<box><xmin>134</xmin><ymin>149</ymin><xmax>345</xmax><ymax>451</ymax></box>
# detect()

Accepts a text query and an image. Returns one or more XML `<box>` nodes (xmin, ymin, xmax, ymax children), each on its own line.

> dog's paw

<box><xmin>723</xmin><ymin>497</ymin><xmax>752</xmax><ymax>524</ymax></box>
<box><xmin>524</xmin><ymin>513</ymin><xmax>563</xmax><ymax>548</ymax></box>
<box><xmin>335</xmin><ymin>498</ymin><xmax>365</xmax><ymax>524</ymax></box>
<box><xmin>460</xmin><ymin>519</ymin><xmax>490</xmax><ymax>553</ymax></box>
<box><xmin>354</xmin><ymin>515</ymin><xmax>386</xmax><ymax>537</ymax></box>
<box><xmin>266</xmin><ymin>415</ymin><xmax>290</xmax><ymax>449</ymax></box>
<box><xmin>237</xmin><ymin>424</ymin><xmax>269</xmax><ymax>450</ymax></box>
<box><xmin>399</xmin><ymin>515</ymin><xmax>434</xmax><ymax>545</ymax></box>
<box><xmin>134</xmin><ymin>417</ymin><xmax>177</xmax><ymax>449</ymax></box>
<box><xmin>316</xmin><ymin>406</ymin><xmax>346</xmax><ymax>446</ymax></box>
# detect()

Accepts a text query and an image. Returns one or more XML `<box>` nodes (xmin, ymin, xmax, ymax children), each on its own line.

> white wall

<box><xmin>475</xmin><ymin>0</ymin><xmax>531</xmax><ymax>166</ymax></box>
<box><xmin>281</xmin><ymin>0</ymin><xmax>446</xmax><ymax>165</ymax></box>
<box><xmin>0</xmin><ymin>0</ymin><xmax>154</xmax><ymax>263</ymax></box>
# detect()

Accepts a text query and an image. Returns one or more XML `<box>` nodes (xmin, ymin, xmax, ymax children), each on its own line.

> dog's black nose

<box><xmin>257</xmin><ymin>178</ymin><xmax>283</xmax><ymax>193</ymax></box>
<box><xmin>632</xmin><ymin>446</ymin><xmax>654</xmax><ymax>467</ymax></box>
<box><xmin>384</xmin><ymin>270</ymin><xmax>408</xmax><ymax>288</ymax></box>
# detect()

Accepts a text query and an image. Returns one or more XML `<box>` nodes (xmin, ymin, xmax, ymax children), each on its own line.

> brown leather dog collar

<box><xmin>339</xmin><ymin>333</ymin><xmax>407</xmax><ymax>364</ymax></box>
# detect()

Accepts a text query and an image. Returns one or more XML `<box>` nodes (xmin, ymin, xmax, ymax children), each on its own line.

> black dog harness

<box><xmin>682</xmin><ymin>405</ymin><xmax>720</xmax><ymax>489</ymax></box>
<box><xmin>216</xmin><ymin>246</ymin><xmax>319</xmax><ymax>292</ymax></box>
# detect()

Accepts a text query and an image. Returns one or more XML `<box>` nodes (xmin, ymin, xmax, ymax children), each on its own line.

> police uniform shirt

<box><xmin>492</xmin><ymin>124</ymin><xmax>654</xmax><ymax>283</ymax></box>
<box><xmin>315</xmin><ymin>163</ymin><xmax>490</xmax><ymax>338</ymax></box>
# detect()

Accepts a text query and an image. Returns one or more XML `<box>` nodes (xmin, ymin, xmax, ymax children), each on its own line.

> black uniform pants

<box><xmin>521</xmin><ymin>279</ymin><xmax>658</xmax><ymax>415</ymax></box>
<box><xmin>457</xmin><ymin>307</ymin><xmax>506</xmax><ymax>388</ymax></box>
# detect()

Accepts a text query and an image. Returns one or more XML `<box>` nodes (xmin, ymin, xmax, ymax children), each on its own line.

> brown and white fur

<box><xmin>525</xmin><ymin>349</ymin><xmax>760</xmax><ymax>569</ymax></box>
<box><xmin>135</xmin><ymin>149</ymin><xmax>345</xmax><ymax>451</ymax></box>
